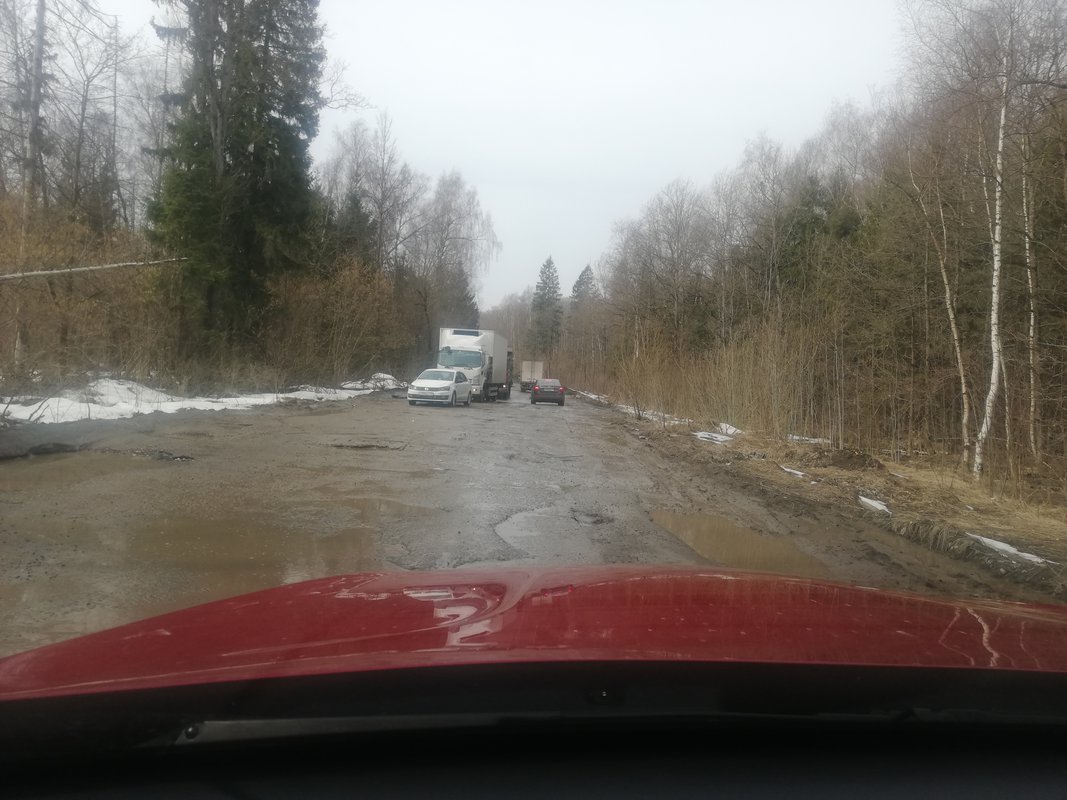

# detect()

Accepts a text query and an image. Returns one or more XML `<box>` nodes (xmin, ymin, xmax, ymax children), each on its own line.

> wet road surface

<box><xmin>1</xmin><ymin>391</ymin><xmax>1051</xmax><ymax>658</ymax></box>
<box><xmin>0</xmin><ymin>393</ymin><xmax>704</xmax><ymax>655</ymax></box>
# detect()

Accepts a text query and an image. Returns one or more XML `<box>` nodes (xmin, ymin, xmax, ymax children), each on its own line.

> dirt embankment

<box><xmin>607</xmin><ymin>404</ymin><xmax>1067</xmax><ymax>601</ymax></box>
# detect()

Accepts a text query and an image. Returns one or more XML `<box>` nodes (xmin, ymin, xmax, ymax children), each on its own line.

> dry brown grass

<box><xmin>262</xmin><ymin>261</ymin><xmax>409</xmax><ymax>386</ymax></box>
<box><xmin>0</xmin><ymin>205</ymin><xmax>414</xmax><ymax>396</ymax></box>
<box><xmin>619</xmin><ymin>406</ymin><xmax>1067</xmax><ymax>578</ymax></box>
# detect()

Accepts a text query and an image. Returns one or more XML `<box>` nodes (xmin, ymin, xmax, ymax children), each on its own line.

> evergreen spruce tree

<box><xmin>152</xmin><ymin>0</ymin><xmax>326</xmax><ymax>355</ymax></box>
<box><xmin>529</xmin><ymin>256</ymin><xmax>562</xmax><ymax>355</ymax></box>
<box><xmin>571</xmin><ymin>264</ymin><xmax>598</xmax><ymax>303</ymax></box>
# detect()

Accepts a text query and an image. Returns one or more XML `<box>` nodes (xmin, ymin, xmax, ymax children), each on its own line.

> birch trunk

<box><xmin>972</xmin><ymin>69</ymin><xmax>1010</xmax><ymax>480</ymax></box>
<box><xmin>908</xmin><ymin>153</ymin><xmax>972</xmax><ymax>466</ymax></box>
<box><xmin>18</xmin><ymin>0</ymin><xmax>47</xmax><ymax>258</ymax></box>
<box><xmin>1022</xmin><ymin>148</ymin><xmax>1040</xmax><ymax>460</ymax></box>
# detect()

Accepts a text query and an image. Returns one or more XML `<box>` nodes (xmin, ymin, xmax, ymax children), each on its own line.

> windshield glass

<box><xmin>417</xmin><ymin>370</ymin><xmax>455</xmax><ymax>382</ymax></box>
<box><xmin>438</xmin><ymin>349</ymin><xmax>482</xmax><ymax>368</ymax></box>
<box><xmin>2</xmin><ymin>0</ymin><xmax>1066</xmax><ymax>737</ymax></box>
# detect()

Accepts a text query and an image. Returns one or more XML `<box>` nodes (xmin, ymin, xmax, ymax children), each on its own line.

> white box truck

<box><xmin>520</xmin><ymin>361</ymin><xmax>544</xmax><ymax>392</ymax></box>
<box><xmin>437</xmin><ymin>328</ymin><xmax>513</xmax><ymax>401</ymax></box>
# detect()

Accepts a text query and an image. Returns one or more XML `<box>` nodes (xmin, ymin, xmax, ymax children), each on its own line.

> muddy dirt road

<box><xmin>0</xmin><ymin>392</ymin><xmax>1052</xmax><ymax>657</ymax></box>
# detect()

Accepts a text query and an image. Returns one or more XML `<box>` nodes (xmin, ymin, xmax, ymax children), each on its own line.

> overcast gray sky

<box><xmin>107</xmin><ymin>0</ymin><xmax>904</xmax><ymax>308</ymax></box>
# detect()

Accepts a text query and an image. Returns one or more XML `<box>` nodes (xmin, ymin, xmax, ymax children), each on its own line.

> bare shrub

<box><xmin>263</xmin><ymin>262</ymin><xmax>408</xmax><ymax>386</ymax></box>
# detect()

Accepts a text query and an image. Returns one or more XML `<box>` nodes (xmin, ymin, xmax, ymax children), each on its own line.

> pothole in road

<box><xmin>0</xmin><ymin>451</ymin><xmax>179</xmax><ymax>492</ymax></box>
<box><xmin>95</xmin><ymin>447</ymin><xmax>193</xmax><ymax>461</ymax></box>
<box><xmin>309</xmin><ymin>487</ymin><xmax>432</xmax><ymax>524</ymax></box>
<box><xmin>572</xmin><ymin>511</ymin><xmax>613</xmax><ymax>525</ymax></box>
<box><xmin>329</xmin><ymin>441</ymin><xmax>406</xmax><ymax>451</ymax></box>
<box><xmin>651</xmin><ymin>510</ymin><xmax>832</xmax><ymax>580</ymax></box>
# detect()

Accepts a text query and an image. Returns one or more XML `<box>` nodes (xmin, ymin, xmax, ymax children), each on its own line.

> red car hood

<box><xmin>3</xmin><ymin>565</ymin><xmax>1067</xmax><ymax>701</ymax></box>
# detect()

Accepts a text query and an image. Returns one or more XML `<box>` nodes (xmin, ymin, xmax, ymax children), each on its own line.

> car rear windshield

<box><xmin>539</xmin><ymin>379</ymin><xmax>560</xmax><ymax>386</ymax></box>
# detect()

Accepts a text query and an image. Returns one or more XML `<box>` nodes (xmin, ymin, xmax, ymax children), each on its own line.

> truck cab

<box><xmin>438</xmin><ymin>345</ymin><xmax>487</xmax><ymax>397</ymax></box>
<box><xmin>437</xmin><ymin>328</ymin><xmax>512</xmax><ymax>401</ymax></box>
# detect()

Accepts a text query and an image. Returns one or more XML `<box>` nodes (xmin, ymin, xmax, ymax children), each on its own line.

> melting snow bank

<box><xmin>858</xmin><ymin>495</ymin><xmax>891</xmax><ymax>515</ymax></box>
<box><xmin>1</xmin><ymin>376</ymin><xmax>395</xmax><ymax>425</ymax></box>
<box><xmin>694</xmin><ymin>431</ymin><xmax>733</xmax><ymax>444</ymax></box>
<box><xmin>575</xmin><ymin>390</ymin><xmax>609</xmax><ymax>402</ymax></box>
<box><xmin>571</xmin><ymin>390</ymin><xmax>690</xmax><ymax>424</ymax></box>
<box><xmin>965</xmin><ymin>532</ymin><xmax>1058</xmax><ymax>565</ymax></box>
<box><xmin>692</xmin><ymin>423</ymin><xmax>744</xmax><ymax>445</ymax></box>
<box><xmin>618</xmin><ymin>406</ymin><xmax>692</xmax><ymax>426</ymax></box>
<box><xmin>340</xmin><ymin>373</ymin><xmax>406</xmax><ymax>390</ymax></box>
<box><xmin>789</xmin><ymin>433</ymin><xmax>831</xmax><ymax>445</ymax></box>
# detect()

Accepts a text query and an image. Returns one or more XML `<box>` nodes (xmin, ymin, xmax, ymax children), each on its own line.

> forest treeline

<box><xmin>2</xmin><ymin>0</ymin><xmax>1066</xmax><ymax>489</ymax></box>
<box><xmin>0</xmin><ymin>0</ymin><xmax>495</xmax><ymax>393</ymax></box>
<box><xmin>488</xmin><ymin>0</ymin><xmax>1067</xmax><ymax>487</ymax></box>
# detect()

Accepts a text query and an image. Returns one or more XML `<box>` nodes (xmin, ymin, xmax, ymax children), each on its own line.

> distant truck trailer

<box><xmin>520</xmin><ymin>361</ymin><xmax>544</xmax><ymax>392</ymax></box>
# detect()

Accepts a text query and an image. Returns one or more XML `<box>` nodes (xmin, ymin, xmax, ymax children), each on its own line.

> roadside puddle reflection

<box><xmin>130</xmin><ymin>513</ymin><xmax>380</xmax><ymax>589</ymax></box>
<box><xmin>652</xmin><ymin>510</ymin><xmax>832</xmax><ymax>580</ymax></box>
<box><xmin>0</xmin><ymin>511</ymin><xmax>384</xmax><ymax>658</ymax></box>
<box><xmin>0</xmin><ymin>451</ymin><xmax>168</xmax><ymax>492</ymax></box>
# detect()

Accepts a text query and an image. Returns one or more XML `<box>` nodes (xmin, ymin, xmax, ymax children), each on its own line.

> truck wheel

<box><xmin>408</xmin><ymin>400</ymin><xmax>416</xmax><ymax>406</ymax></box>
<box><xmin>559</xmin><ymin>399</ymin><xmax>565</xmax><ymax>406</ymax></box>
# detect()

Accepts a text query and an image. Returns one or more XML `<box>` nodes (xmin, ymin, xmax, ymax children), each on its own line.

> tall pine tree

<box><xmin>152</xmin><ymin>0</ymin><xmax>326</xmax><ymax>356</ymax></box>
<box><xmin>571</xmin><ymin>264</ymin><xmax>598</xmax><ymax>303</ymax></box>
<box><xmin>529</xmin><ymin>256</ymin><xmax>562</xmax><ymax>355</ymax></box>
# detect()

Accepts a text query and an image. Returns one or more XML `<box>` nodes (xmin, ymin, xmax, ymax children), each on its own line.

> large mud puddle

<box><xmin>651</xmin><ymin>510</ymin><xmax>832</xmax><ymax>580</ymax></box>
<box><xmin>0</xmin><ymin>512</ymin><xmax>383</xmax><ymax>657</ymax></box>
<box><xmin>127</xmin><ymin>513</ymin><xmax>379</xmax><ymax>587</ymax></box>
<box><xmin>0</xmin><ymin>451</ymin><xmax>169</xmax><ymax>491</ymax></box>
<box><xmin>0</xmin><ymin>473</ymin><xmax>403</xmax><ymax>655</ymax></box>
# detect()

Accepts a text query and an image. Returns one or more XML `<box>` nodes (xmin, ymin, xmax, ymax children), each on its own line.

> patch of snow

<box><xmin>788</xmin><ymin>434</ymin><xmax>831</xmax><ymax>445</ymax></box>
<box><xmin>718</xmin><ymin>422</ymin><xmax>743</xmax><ymax>436</ymax></box>
<box><xmin>615</xmin><ymin>404</ymin><xmax>691</xmax><ymax>426</ymax></box>
<box><xmin>965</xmin><ymin>533</ymin><xmax>1057</xmax><ymax>565</ymax></box>
<box><xmin>340</xmin><ymin>373</ymin><xmax>406</xmax><ymax>391</ymax></box>
<box><xmin>858</xmin><ymin>495</ymin><xmax>891</xmax><ymax>515</ymax></box>
<box><xmin>780</xmin><ymin>466</ymin><xmax>807</xmax><ymax>478</ymax></box>
<box><xmin>694</xmin><ymin>431</ymin><xmax>733</xmax><ymax>444</ymax></box>
<box><xmin>2</xmin><ymin>378</ymin><xmax>374</xmax><ymax>425</ymax></box>
<box><xmin>70</xmin><ymin>378</ymin><xmax>179</xmax><ymax>406</ymax></box>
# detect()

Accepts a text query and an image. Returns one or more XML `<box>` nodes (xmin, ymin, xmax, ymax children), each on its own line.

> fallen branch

<box><xmin>0</xmin><ymin>258</ymin><xmax>187</xmax><ymax>283</ymax></box>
